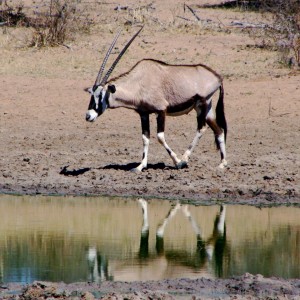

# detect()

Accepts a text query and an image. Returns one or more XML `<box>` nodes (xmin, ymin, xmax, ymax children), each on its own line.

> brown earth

<box><xmin>1</xmin><ymin>274</ymin><xmax>300</xmax><ymax>299</ymax></box>
<box><xmin>0</xmin><ymin>0</ymin><xmax>299</xmax><ymax>298</ymax></box>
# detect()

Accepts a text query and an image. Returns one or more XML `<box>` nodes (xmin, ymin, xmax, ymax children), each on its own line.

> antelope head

<box><xmin>86</xmin><ymin>26</ymin><xmax>143</xmax><ymax>122</ymax></box>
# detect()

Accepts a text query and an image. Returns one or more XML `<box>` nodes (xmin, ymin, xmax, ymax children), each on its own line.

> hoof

<box><xmin>130</xmin><ymin>167</ymin><xmax>142</xmax><ymax>173</ymax></box>
<box><xmin>138</xmin><ymin>198</ymin><xmax>147</xmax><ymax>207</ymax></box>
<box><xmin>176</xmin><ymin>161</ymin><xmax>188</xmax><ymax>169</ymax></box>
<box><xmin>218</xmin><ymin>160</ymin><xmax>228</xmax><ymax>169</ymax></box>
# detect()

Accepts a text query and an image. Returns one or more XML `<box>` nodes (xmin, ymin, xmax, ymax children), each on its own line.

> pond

<box><xmin>0</xmin><ymin>195</ymin><xmax>299</xmax><ymax>284</ymax></box>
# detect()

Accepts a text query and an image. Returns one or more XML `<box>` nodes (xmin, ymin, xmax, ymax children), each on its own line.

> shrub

<box><xmin>29</xmin><ymin>0</ymin><xmax>93</xmax><ymax>47</ymax></box>
<box><xmin>0</xmin><ymin>1</ymin><xmax>28</xmax><ymax>26</ymax></box>
<box><xmin>197</xmin><ymin>0</ymin><xmax>300</xmax><ymax>67</ymax></box>
<box><xmin>259</xmin><ymin>0</ymin><xmax>300</xmax><ymax>67</ymax></box>
<box><xmin>1</xmin><ymin>0</ymin><xmax>93</xmax><ymax>47</ymax></box>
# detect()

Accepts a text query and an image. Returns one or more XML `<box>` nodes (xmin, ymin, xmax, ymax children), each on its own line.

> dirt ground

<box><xmin>1</xmin><ymin>274</ymin><xmax>300</xmax><ymax>299</ymax></box>
<box><xmin>0</xmin><ymin>0</ymin><xmax>299</xmax><ymax>298</ymax></box>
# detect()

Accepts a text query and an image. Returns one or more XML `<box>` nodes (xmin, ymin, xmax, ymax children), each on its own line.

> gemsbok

<box><xmin>86</xmin><ymin>26</ymin><xmax>227</xmax><ymax>172</ymax></box>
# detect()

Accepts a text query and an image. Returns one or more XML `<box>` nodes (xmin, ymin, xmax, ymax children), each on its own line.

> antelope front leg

<box><xmin>156</xmin><ymin>111</ymin><xmax>187</xmax><ymax>169</ymax></box>
<box><xmin>131</xmin><ymin>113</ymin><xmax>150</xmax><ymax>172</ymax></box>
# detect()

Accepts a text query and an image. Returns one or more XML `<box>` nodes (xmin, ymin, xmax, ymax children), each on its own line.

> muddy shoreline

<box><xmin>1</xmin><ymin>274</ymin><xmax>300</xmax><ymax>299</ymax></box>
<box><xmin>0</xmin><ymin>184</ymin><xmax>299</xmax><ymax>207</ymax></box>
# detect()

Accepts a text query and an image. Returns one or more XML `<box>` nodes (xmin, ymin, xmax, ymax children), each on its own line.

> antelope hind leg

<box><xmin>182</xmin><ymin>126</ymin><xmax>207</xmax><ymax>164</ymax></box>
<box><xmin>216</xmin><ymin>132</ymin><xmax>227</xmax><ymax>169</ymax></box>
<box><xmin>182</xmin><ymin>104</ymin><xmax>208</xmax><ymax>164</ymax></box>
<box><xmin>206</xmin><ymin>118</ymin><xmax>227</xmax><ymax>169</ymax></box>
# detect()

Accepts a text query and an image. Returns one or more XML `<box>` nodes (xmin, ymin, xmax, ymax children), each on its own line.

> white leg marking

<box><xmin>157</xmin><ymin>203</ymin><xmax>181</xmax><ymax>237</ymax></box>
<box><xmin>181</xmin><ymin>205</ymin><xmax>202</xmax><ymax>236</ymax></box>
<box><xmin>206</xmin><ymin>245</ymin><xmax>214</xmax><ymax>261</ymax></box>
<box><xmin>206</xmin><ymin>205</ymin><xmax>226</xmax><ymax>260</ymax></box>
<box><xmin>206</xmin><ymin>101</ymin><xmax>215</xmax><ymax>119</ymax></box>
<box><xmin>182</xmin><ymin>126</ymin><xmax>207</xmax><ymax>162</ymax></box>
<box><xmin>217</xmin><ymin>205</ymin><xmax>226</xmax><ymax>234</ymax></box>
<box><xmin>135</xmin><ymin>134</ymin><xmax>150</xmax><ymax>172</ymax></box>
<box><xmin>157</xmin><ymin>132</ymin><xmax>181</xmax><ymax>166</ymax></box>
<box><xmin>217</xmin><ymin>132</ymin><xmax>227</xmax><ymax>169</ymax></box>
<box><xmin>87</xmin><ymin>247</ymin><xmax>97</xmax><ymax>262</ymax></box>
<box><xmin>138</xmin><ymin>198</ymin><xmax>149</xmax><ymax>234</ymax></box>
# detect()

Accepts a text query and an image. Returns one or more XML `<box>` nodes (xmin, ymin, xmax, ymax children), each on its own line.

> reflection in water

<box><xmin>87</xmin><ymin>248</ymin><xmax>111</xmax><ymax>283</ymax></box>
<box><xmin>0</xmin><ymin>195</ymin><xmax>299</xmax><ymax>284</ymax></box>
<box><xmin>139</xmin><ymin>200</ymin><xmax>228</xmax><ymax>278</ymax></box>
<box><xmin>87</xmin><ymin>200</ymin><xmax>228</xmax><ymax>282</ymax></box>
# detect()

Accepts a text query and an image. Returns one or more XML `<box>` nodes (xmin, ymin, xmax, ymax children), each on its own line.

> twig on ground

<box><xmin>184</xmin><ymin>4</ymin><xmax>201</xmax><ymax>21</ymax></box>
<box><xmin>176</xmin><ymin>15</ymin><xmax>193</xmax><ymax>22</ymax></box>
<box><xmin>269</xmin><ymin>100</ymin><xmax>292</xmax><ymax>117</ymax></box>
<box><xmin>62</xmin><ymin>43</ymin><xmax>72</xmax><ymax>50</ymax></box>
<box><xmin>217</xmin><ymin>17</ymin><xmax>226</xmax><ymax>28</ymax></box>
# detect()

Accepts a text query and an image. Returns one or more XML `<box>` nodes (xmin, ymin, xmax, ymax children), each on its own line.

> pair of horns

<box><xmin>94</xmin><ymin>26</ymin><xmax>144</xmax><ymax>87</ymax></box>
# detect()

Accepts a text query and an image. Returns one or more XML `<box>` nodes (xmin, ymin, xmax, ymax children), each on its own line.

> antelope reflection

<box><xmin>87</xmin><ymin>200</ymin><xmax>227</xmax><ymax>282</ymax></box>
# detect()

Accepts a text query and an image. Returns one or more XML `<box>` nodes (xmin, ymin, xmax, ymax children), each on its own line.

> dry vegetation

<box><xmin>1</xmin><ymin>0</ymin><xmax>299</xmax><ymax>67</ymax></box>
<box><xmin>251</xmin><ymin>0</ymin><xmax>300</xmax><ymax>67</ymax></box>
<box><xmin>0</xmin><ymin>0</ymin><xmax>93</xmax><ymax>47</ymax></box>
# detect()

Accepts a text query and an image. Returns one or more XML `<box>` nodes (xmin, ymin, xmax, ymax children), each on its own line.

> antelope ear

<box><xmin>108</xmin><ymin>85</ymin><xmax>116</xmax><ymax>93</ymax></box>
<box><xmin>84</xmin><ymin>87</ymin><xmax>93</xmax><ymax>94</ymax></box>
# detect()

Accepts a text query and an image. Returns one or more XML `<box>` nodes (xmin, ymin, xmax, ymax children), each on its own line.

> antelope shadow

<box><xmin>59</xmin><ymin>165</ymin><xmax>91</xmax><ymax>176</ymax></box>
<box><xmin>59</xmin><ymin>162</ymin><xmax>175</xmax><ymax>176</ymax></box>
<box><xmin>102</xmin><ymin>162</ymin><xmax>173</xmax><ymax>171</ymax></box>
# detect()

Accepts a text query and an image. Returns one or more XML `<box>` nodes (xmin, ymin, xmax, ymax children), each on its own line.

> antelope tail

<box><xmin>215</xmin><ymin>83</ymin><xmax>227</xmax><ymax>148</ymax></box>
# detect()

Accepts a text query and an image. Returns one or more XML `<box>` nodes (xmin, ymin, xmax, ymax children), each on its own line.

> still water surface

<box><xmin>0</xmin><ymin>195</ymin><xmax>299</xmax><ymax>284</ymax></box>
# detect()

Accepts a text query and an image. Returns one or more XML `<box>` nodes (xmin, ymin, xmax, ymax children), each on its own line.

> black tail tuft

<box><xmin>215</xmin><ymin>84</ymin><xmax>227</xmax><ymax>148</ymax></box>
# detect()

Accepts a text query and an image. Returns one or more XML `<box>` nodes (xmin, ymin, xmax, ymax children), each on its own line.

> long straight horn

<box><xmin>94</xmin><ymin>28</ymin><xmax>122</xmax><ymax>86</ymax></box>
<box><xmin>100</xmin><ymin>26</ymin><xmax>144</xmax><ymax>86</ymax></box>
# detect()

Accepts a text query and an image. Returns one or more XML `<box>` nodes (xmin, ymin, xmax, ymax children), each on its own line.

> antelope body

<box><xmin>86</xmin><ymin>27</ymin><xmax>227</xmax><ymax>172</ymax></box>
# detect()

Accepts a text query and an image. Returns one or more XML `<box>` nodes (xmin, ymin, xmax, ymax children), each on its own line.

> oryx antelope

<box><xmin>86</xmin><ymin>27</ymin><xmax>227</xmax><ymax>172</ymax></box>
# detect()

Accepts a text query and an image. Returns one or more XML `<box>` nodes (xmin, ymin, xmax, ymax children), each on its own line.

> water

<box><xmin>0</xmin><ymin>195</ymin><xmax>299</xmax><ymax>284</ymax></box>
